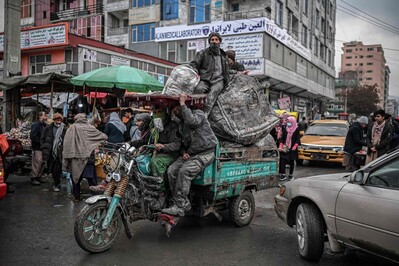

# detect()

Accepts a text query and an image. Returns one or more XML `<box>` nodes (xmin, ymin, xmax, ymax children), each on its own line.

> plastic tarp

<box><xmin>208</xmin><ymin>75</ymin><xmax>279</xmax><ymax>145</ymax></box>
<box><xmin>0</xmin><ymin>72</ymin><xmax>72</xmax><ymax>91</ymax></box>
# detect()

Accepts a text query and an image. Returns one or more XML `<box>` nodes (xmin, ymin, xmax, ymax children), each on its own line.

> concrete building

<box><xmin>340</xmin><ymin>41</ymin><xmax>390</xmax><ymax>110</ymax></box>
<box><xmin>327</xmin><ymin>70</ymin><xmax>358</xmax><ymax>117</ymax></box>
<box><xmin>125</xmin><ymin>0</ymin><xmax>337</xmax><ymax>119</ymax></box>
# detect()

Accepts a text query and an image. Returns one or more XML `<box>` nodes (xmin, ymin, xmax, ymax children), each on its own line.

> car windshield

<box><xmin>305</xmin><ymin>123</ymin><xmax>348</xmax><ymax>137</ymax></box>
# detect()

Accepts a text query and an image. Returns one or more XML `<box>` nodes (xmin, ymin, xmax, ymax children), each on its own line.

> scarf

<box><xmin>52</xmin><ymin>123</ymin><xmax>65</xmax><ymax>159</ymax></box>
<box><xmin>285</xmin><ymin>116</ymin><xmax>298</xmax><ymax>149</ymax></box>
<box><xmin>109</xmin><ymin>112</ymin><xmax>126</xmax><ymax>134</ymax></box>
<box><xmin>371</xmin><ymin>120</ymin><xmax>386</xmax><ymax>146</ymax></box>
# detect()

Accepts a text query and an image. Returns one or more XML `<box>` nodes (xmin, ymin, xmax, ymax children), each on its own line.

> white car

<box><xmin>274</xmin><ymin>148</ymin><xmax>399</xmax><ymax>263</ymax></box>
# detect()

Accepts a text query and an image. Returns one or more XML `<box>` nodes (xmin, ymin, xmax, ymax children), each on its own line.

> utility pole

<box><xmin>2</xmin><ymin>0</ymin><xmax>21</xmax><ymax>131</ymax></box>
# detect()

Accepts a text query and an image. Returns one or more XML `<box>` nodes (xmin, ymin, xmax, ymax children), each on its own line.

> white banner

<box><xmin>236</xmin><ymin>58</ymin><xmax>264</xmax><ymax>75</ymax></box>
<box><xmin>155</xmin><ymin>17</ymin><xmax>266</xmax><ymax>42</ymax></box>
<box><xmin>111</xmin><ymin>55</ymin><xmax>130</xmax><ymax>66</ymax></box>
<box><xmin>83</xmin><ymin>48</ymin><xmax>97</xmax><ymax>62</ymax></box>
<box><xmin>221</xmin><ymin>34</ymin><xmax>263</xmax><ymax>58</ymax></box>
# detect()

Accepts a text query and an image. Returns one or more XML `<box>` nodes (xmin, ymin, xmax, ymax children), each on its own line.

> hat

<box><xmin>53</xmin><ymin>113</ymin><xmax>63</xmax><ymax>121</ymax></box>
<box><xmin>208</xmin><ymin>32</ymin><xmax>222</xmax><ymax>44</ymax></box>
<box><xmin>226</xmin><ymin>50</ymin><xmax>236</xmax><ymax>61</ymax></box>
<box><xmin>357</xmin><ymin>116</ymin><xmax>368</xmax><ymax>125</ymax></box>
<box><xmin>135</xmin><ymin>113</ymin><xmax>151</xmax><ymax>123</ymax></box>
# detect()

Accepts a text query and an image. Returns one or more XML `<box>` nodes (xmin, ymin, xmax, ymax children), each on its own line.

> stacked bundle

<box><xmin>6</xmin><ymin>121</ymin><xmax>33</xmax><ymax>146</ymax></box>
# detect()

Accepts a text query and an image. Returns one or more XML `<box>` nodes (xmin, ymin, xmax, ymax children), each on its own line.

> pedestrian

<box><xmin>162</xmin><ymin>94</ymin><xmax>218</xmax><ymax>217</ymax></box>
<box><xmin>62</xmin><ymin>113</ymin><xmax>107</xmax><ymax>202</ymax></box>
<box><xmin>225</xmin><ymin>50</ymin><xmax>248</xmax><ymax>74</ymax></box>
<box><xmin>104</xmin><ymin>112</ymin><xmax>126</xmax><ymax>144</ymax></box>
<box><xmin>40</xmin><ymin>113</ymin><xmax>67</xmax><ymax>192</ymax></box>
<box><xmin>385</xmin><ymin>113</ymin><xmax>399</xmax><ymax>150</ymax></box>
<box><xmin>30</xmin><ymin>111</ymin><xmax>48</xmax><ymax>185</ymax></box>
<box><xmin>190</xmin><ymin>32</ymin><xmax>230</xmax><ymax>115</ymax></box>
<box><xmin>342</xmin><ymin>116</ymin><xmax>368</xmax><ymax>171</ymax></box>
<box><xmin>298</xmin><ymin>116</ymin><xmax>308</xmax><ymax>132</ymax></box>
<box><xmin>123</xmin><ymin>108</ymin><xmax>135</xmax><ymax>141</ymax></box>
<box><xmin>278</xmin><ymin>116</ymin><xmax>300</xmax><ymax>181</ymax></box>
<box><xmin>365</xmin><ymin>110</ymin><xmax>393</xmax><ymax>164</ymax></box>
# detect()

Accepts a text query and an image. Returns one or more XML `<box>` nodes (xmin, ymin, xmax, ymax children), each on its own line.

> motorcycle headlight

<box><xmin>108</xmin><ymin>153</ymin><xmax>121</xmax><ymax>171</ymax></box>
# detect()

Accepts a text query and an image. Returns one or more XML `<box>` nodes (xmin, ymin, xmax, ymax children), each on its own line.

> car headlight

<box><xmin>332</xmin><ymin>147</ymin><xmax>343</xmax><ymax>152</ymax></box>
<box><xmin>299</xmin><ymin>145</ymin><xmax>308</xmax><ymax>150</ymax></box>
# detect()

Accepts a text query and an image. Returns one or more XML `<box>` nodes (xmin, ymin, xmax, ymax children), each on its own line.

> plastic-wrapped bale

<box><xmin>162</xmin><ymin>65</ymin><xmax>200</xmax><ymax>96</ymax></box>
<box><xmin>208</xmin><ymin>75</ymin><xmax>279</xmax><ymax>145</ymax></box>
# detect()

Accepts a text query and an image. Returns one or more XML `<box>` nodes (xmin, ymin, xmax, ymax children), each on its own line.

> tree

<box><xmin>347</xmin><ymin>84</ymin><xmax>380</xmax><ymax>116</ymax></box>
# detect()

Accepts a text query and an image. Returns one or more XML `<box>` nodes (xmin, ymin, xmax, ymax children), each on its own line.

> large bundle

<box><xmin>162</xmin><ymin>65</ymin><xmax>199</xmax><ymax>95</ymax></box>
<box><xmin>209</xmin><ymin>75</ymin><xmax>279</xmax><ymax>145</ymax></box>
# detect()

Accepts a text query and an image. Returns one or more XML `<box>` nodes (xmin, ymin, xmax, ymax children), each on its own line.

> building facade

<box><xmin>340</xmin><ymin>41</ymin><xmax>390</xmax><ymax>110</ymax></box>
<box><xmin>327</xmin><ymin>70</ymin><xmax>358</xmax><ymax>117</ymax></box>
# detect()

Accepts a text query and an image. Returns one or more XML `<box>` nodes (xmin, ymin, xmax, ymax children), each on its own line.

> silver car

<box><xmin>274</xmin><ymin>148</ymin><xmax>399</xmax><ymax>263</ymax></box>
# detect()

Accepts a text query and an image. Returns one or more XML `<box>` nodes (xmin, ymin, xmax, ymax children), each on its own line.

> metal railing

<box><xmin>107</xmin><ymin>27</ymin><xmax>128</xmax><ymax>36</ymax></box>
<box><xmin>224</xmin><ymin>9</ymin><xmax>269</xmax><ymax>21</ymax></box>
<box><xmin>50</xmin><ymin>4</ymin><xmax>104</xmax><ymax>21</ymax></box>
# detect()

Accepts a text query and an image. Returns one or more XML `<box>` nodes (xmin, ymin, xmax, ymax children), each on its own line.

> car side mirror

<box><xmin>350</xmin><ymin>170</ymin><xmax>364</xmax><ymax>184</ymax></box>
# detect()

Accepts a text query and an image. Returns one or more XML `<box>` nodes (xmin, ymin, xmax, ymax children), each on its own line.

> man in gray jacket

<box><xmin>162</xmin><ymin>94</ymin><xmax>218</xmax><ymax>217</ymax></box>
<box><xmin>190</xmin><ymin>32</ymin><xmax>230</xmax><ymax>115</ymax></box>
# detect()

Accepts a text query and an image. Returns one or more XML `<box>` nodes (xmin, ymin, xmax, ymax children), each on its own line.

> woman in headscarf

<box><xmin>104</xmin><ymin>112</ymin><xmax>126</xmax><ymax>143</ymax></box>
<box><xmin>63</xmin><ymin>113</ymin><xmax>108</xmax><ymax>202</ymax></box>
<box><xmin>366</xmin><ymin>109</ymin><xmax>393</xmax><ymax>164</ymax></box>
<box><xmin>278</xmin><ymin>116</ymin><xmax>301</xmax><ymax>181</ymax></box>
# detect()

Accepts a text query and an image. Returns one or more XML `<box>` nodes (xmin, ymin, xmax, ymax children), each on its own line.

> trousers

<box><xmin>194</xmin><ymin>80</ymin><xmax>224</xmax><ymax>115</ymax></box>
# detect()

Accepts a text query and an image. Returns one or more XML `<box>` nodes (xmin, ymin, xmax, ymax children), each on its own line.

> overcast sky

<box><xmin>334</xmin><ymin>0</ymin><xmax>399</xmax><ymax>97</ymax></box>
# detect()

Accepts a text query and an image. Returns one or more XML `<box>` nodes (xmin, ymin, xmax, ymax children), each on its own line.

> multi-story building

<box><xmin>340</xmin><ymin>41</ymin><xmax>390</xmax><ymax>110</ymax></box>
<box><xmin>126</xmin><ymin>0</ymin><xmax>337</xmax><ymax>119</ymax></box>
<box><xmin>327</xmin><ymin>70</ymin><xmax>358</xmax><ymax>117</ymax></box>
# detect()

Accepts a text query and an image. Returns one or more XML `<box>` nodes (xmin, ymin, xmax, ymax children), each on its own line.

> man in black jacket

<box><xmin>162</xmin><ymin>94</ymin><xmax>218</xmax><ymax>217</ymax></box>
<box><xmin>40</xmin><ymin>113</ymin><xmax>67</xmax><ymax>192</ymax></box>
<box><xmin>343</xmin><ymin>116</ymin><xmax>368</xmax><ymax>171</ymax></box>
<box><xmin>30</xmin><ymin>111</ymin><xmax>48</xmax><ymax>185</ymax></box>
<box><xmin>190</xmin><ymin>32</ymin><xmax>230</xmax><ymax>115</ymax></box>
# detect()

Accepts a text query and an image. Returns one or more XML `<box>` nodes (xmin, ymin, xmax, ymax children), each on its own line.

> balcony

<box><xmin>105</xmin><ymin>27</ymin><xmax>128</xmax><ymax>47</ymax></box>
<box><xmin>50</xmin><ymin>4</ymin><xmax>104</xmax><ymax>21</ymax></box>
<box><xmin>224</xmin><ymin>9</ymin><xmax>269</xmax><ymax>21</ymax></box>
<box><xmin>105</xmin><ymin>0</ymin><xmax>129</xmax><ymax>12</ymax></box>
<box><xmin>107</xmin><ymin>27</ymin><xmax>128</xmax><ymax>36</ymax></box>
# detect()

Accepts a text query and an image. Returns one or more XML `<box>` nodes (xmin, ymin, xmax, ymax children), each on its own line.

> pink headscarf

<box><xmin>285</xmin><ymin>116</ymin><xmax>298</xmax><ymax>148</ymax></box>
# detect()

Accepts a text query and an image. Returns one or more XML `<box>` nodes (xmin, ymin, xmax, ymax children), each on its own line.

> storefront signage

<box><xmin>43</xmin><ymin>64</ymin><xmax>67</xmax><ymax>74</ymax></box>
<box><xmin>155</xmin><ymin>17</ymin><xmax>266</xmax><ymax>42</ymax></box>
<box><xmin>83</xmin><ymin>48</ymin><xmax>97</xmax><ymax>62</ymax></box>
<box><xmin>278</xmin><ymin>97</ymin><xmax>292</xmax><ymax>110</ymax></box>
<box><xmin>0</xmin><ymin>23</ymin><xmax>68</xmax><ymax>52</ymax></box>
<box><xmin>236</xmin><ymin>58</ymin><xmax>264</xmax><ymax>75</ymax></box>
<box><xmin>188</xmin><ymin>39</ymin><xmax>205</xmax><ymax>52</ymax></box>
<box><xmin>221</xmin><ymin>34</ymin><xmax>263</xmax><ymax>58</ymax></box>
<box><xmin>111</xmin><ymin>55</ymin><xmax>130</xmax><ymax>66</ymax></box>
<box><xmin>129</xmin><ymin>5</ymin><xmax>160</xmax><ymax>25</ymax></box>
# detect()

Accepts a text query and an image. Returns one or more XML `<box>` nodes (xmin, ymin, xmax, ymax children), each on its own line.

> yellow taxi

<box><xmin>298</xmin><ymin>120</ymin><xmax>349</xmax><ymax>164</ymax></box>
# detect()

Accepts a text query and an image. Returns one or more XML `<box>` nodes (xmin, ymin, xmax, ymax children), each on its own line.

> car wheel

<box><xmin>296</xmin><ymin>203</ymin><xmax>324</xmax><ymax>261</ymax></box>
<box><xmin>296</xmin><ymin>159</ymin><xmax>304</xmax><ymax>166</ymax></box>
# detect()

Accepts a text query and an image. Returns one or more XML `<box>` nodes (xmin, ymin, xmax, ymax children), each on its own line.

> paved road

<box><xmin>0</xmin><ymin>162</ymin><xmax>395</xmax><ymax>266</ymax></box>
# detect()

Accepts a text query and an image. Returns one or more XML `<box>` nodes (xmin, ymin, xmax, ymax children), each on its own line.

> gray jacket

<box><xmin>180</xmin><ymin>105</ymin><xmax>217</xmax><ymax>155</ymax></box>
<box><xmin>190</xmin><ymin>47</ymin><xmax>230</xmax><ymax>86</ymax></box>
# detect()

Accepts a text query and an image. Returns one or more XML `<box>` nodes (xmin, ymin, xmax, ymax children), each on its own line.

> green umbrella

<box><xmin>70</xmin><ymin>66</ymin><xmax>164</xmax><ymax>93</ymax></box>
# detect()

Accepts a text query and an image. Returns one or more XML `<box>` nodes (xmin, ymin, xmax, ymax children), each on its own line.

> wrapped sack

<box><xmin>162</xmin><ymin>65</ymin><xmax>200</xmax><ymax>95</ymax></box>
<box><xmin>208</xmin><ymin>75</ymin><xmax>279</xmax><ymax>145</ymax></box>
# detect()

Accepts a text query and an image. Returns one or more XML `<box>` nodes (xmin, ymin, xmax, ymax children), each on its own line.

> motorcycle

<box><xmin>74</xmin><ymin>143</ymin><xmax>175</xmax><ymax>253</ymax></box>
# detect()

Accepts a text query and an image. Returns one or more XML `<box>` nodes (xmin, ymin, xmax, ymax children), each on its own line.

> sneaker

<box><xmin>162</xmin><ymin>205</ymin><xmax>185</xmax><ymax>217</ymax></box>
<box><xmin>279</xmin><ymin>175</ymin><xmax>286</xmax><ymax>181</ymax></box>
<box><xmin>52</xmin><ymin>186</ymin><xmax>60</xmax><ymax>192</ymax></box>
<box><xmin>288</xmin><ymin>175</ymin><xmax>295</xmax><ymax>181</ymax></box>
<box><xmin>31</xmin><ymin>179</ymin><xmax>41</xmax><ymax>186</ymax></box>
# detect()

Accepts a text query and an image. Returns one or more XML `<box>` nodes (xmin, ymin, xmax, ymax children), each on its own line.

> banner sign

<box><xmin>221</xmin><ymin>34</ymin><xmax>263</xmax><ymax>58</ymax></box>
<box><xmin>0</xmin><ymin>23</ymin><xmax>68</xmax><ymax>52</ymax></box>
<box><xmin>236</xmin><ymin>58</ymin><xmax>264</xmax><ymax>75</ymax></box>
<box><xmin>155</xmin><ymin>17</ymin><xmax>266</xmax><ymax>42</ymax></box>
<box><xmin>111</xmin><ymin>55</ymin><xmax>130</xmax><ymax>66</ymax></box>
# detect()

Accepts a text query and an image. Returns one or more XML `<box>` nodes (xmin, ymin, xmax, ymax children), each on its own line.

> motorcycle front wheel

<box><xmin>74</xmin><ymin>201</ymin><xmax>122</xmax><ymax>253</ymax></box>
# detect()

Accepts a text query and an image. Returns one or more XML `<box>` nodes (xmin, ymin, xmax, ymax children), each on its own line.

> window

<box><xmin>132</xmin><ymin>23</ymin><xmax>155</xmax><ymax>42</ymax></box>
<box><xmin>367</xmin><ymin>55</ymin><xmax>373</xmax><ymax>58</ymax></box>
<box><xmin>329</xmin><ymin>2</ymin><xmax>333</xmax><ymax>19</ymax></box>
<box><xmin>303</xmin><ymin>0</ymin><xmax>308</xmax><ymax>16</ymax></box>
<box><xmin>276</xmin><ymin>1</ymin><xmax>283</xmax><ymax>26</ymax></box>
<box><xmin>302</xmin><ymin>25</ymin><xmax>308</xmax><ymax>47</ymax></box>
<box><xmin>367</xmin><ymin>62</ymin><xmax>373</xmax><ymax>65</ymax></box>
<box><xmin>314</xmin><ymin>38</ymin><xmax>319</xmax><ymax>55</ymax></box>
<box><xmin>30</xmin><ymin>54</ymin><xmax>51</xmax><ymax>74</ymax></box>
<box><xmin>189</xmin><ymin>0</ymin><xmax>211</xmax><ymax>24</ymax></box>
<box><xmin>367</xmin><ymin>47</ymin><xmax>374</xmax><ymax>51</ymax></box>
<box><xmin>163</xmin><ymin>0</ymin><xmax>178</xmax><ymax>20</ymax></box>
<box><xmin>59</xmin><ymin>0</ymin><xmax>67</xmax><ymax>11</ymax></box>
<box><xmin>366</xmin><ymin>70</ymin><xmax>373</xmax><ymax>73</ymax></box>
<box><xmin>315</xmin><ymin>10</ymin><xmax>320</xmax><ymax>29</ymax></box>
<box><xmin>346</xmin><ymin>49</ymin><xmax>352</xmax><ymax>53</ymax></box>
<box><xmin>346</xmin><ymin>56</ymin><xmax>352</xmax><ymax>59</ymax></box>
<box><xmin>321</xmin><ymin>18</ymin><xmax>326</xmax><ymax>34</ymax></box>
<box><xmin>366</xmin><ymin>77</ymin><xmax>373</xmax><ymax>80</ymax></box>
<box><xmin>345</xmin><ymin>63</ymin><xmax>352</xmax><ymax>66</ymax></box>
<box><xmin>132</xmin><ymin>0</ymin><xmax>156</xmax><ymax>8</ymax></box>
<box><xmin>320</xmin><ymin>43</ymin><xmax>325</xmax><ymax>61</ymax></box>
<box><xmin>360</xmin><ymin>63</ymin><xmax>363</xmax><ymax>66</ymax></box>
<box><xmin>232</xmin><ymin>3</ymin><xmax>239</xmax><ymax>12</ymax></box>
<box><xmin>21</xmin><ymin>0</ymin><xmax>33</xmax><ymax>18</ymax></box>
<box><xmin>366</xmin><ymin>157</ymin><xmax>399</xmax><ymax>189</ymax></box>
